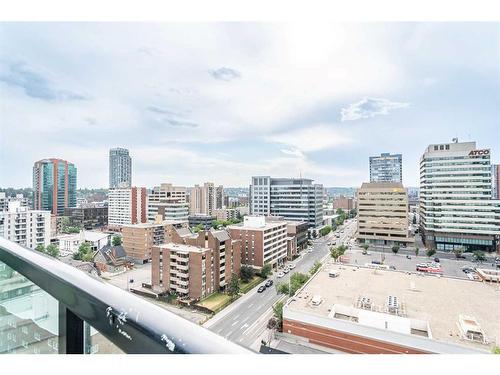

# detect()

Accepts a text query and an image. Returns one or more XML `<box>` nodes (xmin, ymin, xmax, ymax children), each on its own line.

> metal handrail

<box><xmin>0</xmin><ymin>237</ymin><xmax>252</xmax><ymax>354</ymax></box>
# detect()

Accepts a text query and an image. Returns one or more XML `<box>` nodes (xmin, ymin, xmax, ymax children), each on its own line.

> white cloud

<box><xmin>267</xmin><ymin>124</ymin><xmax>353</xmax><ymax>153</ymax></box>
<box><xmin>280</xmin><ymin>148</ymin><xmax>304</xmax><ymax>158</ymax></box>
<box><xmin>341</xmin><ymin>97</ymin><xmax>410</xmax><ymax>122</ymax></box>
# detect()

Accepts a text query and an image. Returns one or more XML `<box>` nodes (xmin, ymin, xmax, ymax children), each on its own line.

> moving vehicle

<box><xmin>406</xmin><ymin>255</ymin><xmax>412</xmax><ymax>259</ymax></box>
<box><xmin>434</xmin><ymin>257</ymin><xmax>440</xmax><ymax>263</ymax></box>
<box><xmin>265</xmin><ymin>280</ymin><xmax>273</xmax><ymax>287</ymax></box>
<box><xmin>416</xmin><ymin>263</ymin><xmax>442</xmax><ymax>273</ymax></box>
<box><xmin>257</xmin><ymin>285</ymin><xmax>266</xmax><ymax>293</ymax></box>
<box><xmin>277</xmin><ymin>272</ymin><xmax>285</xmax><ymax>278</ymax></box>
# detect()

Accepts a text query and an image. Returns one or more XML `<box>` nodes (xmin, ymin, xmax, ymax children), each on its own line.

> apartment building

<box><xmin>107</xmin><ymin>187</ymin><xmax>147</xmax><ymax>229</ymax></box>
<box><xmin>357</xmin><ymin>182</ymin><xmax>413</xmax><ymax>245</ymax></box>
<box><xmin>249</xmin><ymin>176</ymin><xmax>323</xmax><ymax>228</ymax></box>
<box><xmin>64</xmin><ymin>206</ymin><xmax>108</xmax><ymax>230</ymax></box>
<box><xmin>188</xmin><ymin>214</ymin><xmax>216</xmax><ymax>229</ymax></box>
<box><xmin>215</xmin><ymin>185</ymin><xmax>224</xmax><ymax>209</ymax></box>
<box><xmin>33</xmin><ymin>158</ymin><xmax>77</xmax><ymax>215</ymax></box>
<box><xmin>121</xmin><ymin>219</ymin><xmax>188</xmax><ymax>263</ymax></box>
<box><xmin>56</xmin><ymin>230</ymin><xmax>110</xmax><ymax>256</ymax></box>
<box><xmin>0</xmin><ymin>193</ymin><xmax>30</xmax><ymax>211</ymax></box>
<box><xmin>213</xmin><ymin>208</ymin><xmax>239</xmax><ymax>221</ymax></box>
<box><xmin>109</xmin><ymin>147</ymin><xmax>132</xmax><ymax>188</ymax></box>
<box><xmin>151</xmin><ymin>229</ymin><xmax>241</xmax><ymax>301</ymax></box>
<box><xmin>0</xmin><ymin>201</ymin><xmax>51</xmax><ymax>249</ymax></box>
<box><xmin>188</xmin><ymin>182</ymin><xmax>217</xmax><ymax>215</ymax></box>
<box><xmin>419</xmin><ymin>141</ymin><xmax>500</xmax><ymax>252</ymax></box>
<box><xmin>369</xmin><ymin>153</ymin><xmax>403</xmax><ymax>183</ymax></box>
<box><xmin>227</xmin><ymin>216</ymin><xmax>287</xmax><ymax>268</ymax></box>
<box><xmin>148</xmin><ymin>183</ymin><xmax>189</xmax><ymax>221</ymax></box>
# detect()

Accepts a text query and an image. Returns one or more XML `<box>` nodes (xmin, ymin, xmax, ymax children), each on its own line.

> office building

<box><xmin>369</xmin><ymin>153</ymin><xmax>403</xmax><ymax>183</ymax></box>
<box><xmin>107</xmin><ymin>187</ymin><xmax>147</xmax><ymax>229</ymax></box>
<box><xmin>227</xmin><ymin>216</ymin><xmax>288</xmax><ymax>268</ymax></box>
<box><xmin>357</xmin><ymin>182</ymin><xmax>413</xmax><ymax>245</ymax></box>
<box><xmin>283</xmin><ymin>264</ymin><xmax>498</xmax><ymax>354</ymax></box>
<box><xmin>188</xmin><ymin>214</ymin><xmax>216</xmax><ymax>229</ymax></box>
<box><xmin>109</xmin><ymin>148</ymin><xmax>132</xmax><ymax>188</ymax></box>
<box><xmin>64</xmin><ymin>207</ymin><xmax>108</xmax><ymax>230</ymax></box>
<box><xmin>332</xmin><ymin>196</ymin><xmax>355</xmax><ymax>212</ymax></box>
<box><xmin>492</xmin><ymin>164</ymin><xmax>500</xmax><ymax>200</ymax></box>
<box><xmin>189</xmin><ymin>182</ymin><xmax>217</xmax><ymax>215</ymax></box>
<box><xmin>121</xmin><ymin>219</ymin><xmax>188</xmax><ymax>263</ymax></box>
<box><xmin>419</xmin><ymin>141</ymin><xmax>500</xmax><ymax>252</ymax></box>
<box><xmin>148</xmin><ymin>183</ymin><xmax>189</xmax><ymax>221</ymax></box>
<box><xmin>151</xmin><ymin>229</ymin><xmax>241</xmax><ymax>301</ymax></box>
<box><xmin>0</xmin><ymin>201</ymin><xmax>51</xmax><ymax>249</ymax></box>
<box><xmin>0</xmin><ymin>193</ymin><xmax>30</xmax><ymax>211</ymax></box>
<box><xmin>249</xmin><ymin>176</ymin><xmax>323</xmax><ymax>228</ymax></box>
<box><xmin>33</xmin><ymin>158</ymin><xmax>77</xmax><ymax>215</ymax></box>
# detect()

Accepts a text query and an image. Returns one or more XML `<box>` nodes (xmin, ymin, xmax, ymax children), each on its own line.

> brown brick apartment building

<box><xmin>151</xmin><ymin>229</ymin><xmax>242</xmax><ymax>301</ymax></box>
<box><xmin>121</xmin><ymin>219</ymin><xmax>188</xmax><ymax>263</ymax></box>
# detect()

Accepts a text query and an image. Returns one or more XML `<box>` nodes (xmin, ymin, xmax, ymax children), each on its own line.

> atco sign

<box><xmin>469</xmin><ymin>149</ymin><xmax>490</xmax><ymax>156</ymax></box>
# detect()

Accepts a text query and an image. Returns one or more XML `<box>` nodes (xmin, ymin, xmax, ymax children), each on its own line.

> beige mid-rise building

<box><xmin>356</xmin><ymin>182</ymin><xmax>413</xmax><ymax>245</ymax></box>
<box><xmin>188</xmin><ymin>182</ymin><xmax>218</xmax><ymax>216</ymax></box>
<box><xmin>121</xmin><ymin>219</ymin><xmax>188</xmax><ymax>263</ymax></box>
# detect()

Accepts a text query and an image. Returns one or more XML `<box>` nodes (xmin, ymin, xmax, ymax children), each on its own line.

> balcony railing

<box><xmin>0</xmin><ymin>237</ymin><xmax>251</xmax><ymax>354</ymax></box>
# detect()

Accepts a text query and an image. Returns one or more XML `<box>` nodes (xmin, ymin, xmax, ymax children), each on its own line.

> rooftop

<box><xmin>286</xmin><ymin>264</ymin><xmax>500</xmax><ymax>352</ymax></box>
<box><xmin>359</xmin><ymin>182</ymin><xmax>405</xmax><ymax>190</ymax></box>
<box><xmin>121</xmin><ymin>219</ymin><xmax>187</xmax><ymax>229</ymax></box>
<box><xmin>158</xmin><ymin>242</ymin><xmax>207</xmax><ymax>254</ymax></box>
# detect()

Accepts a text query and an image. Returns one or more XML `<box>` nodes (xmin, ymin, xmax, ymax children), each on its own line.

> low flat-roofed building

<box><xmin>283</xmin><ymin>264</ymin><xmax>500</xmax><ymax>354</ymax></box>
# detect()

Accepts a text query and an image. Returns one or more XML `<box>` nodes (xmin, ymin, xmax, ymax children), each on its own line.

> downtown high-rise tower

<box><xmin>109</xmin><ymin>147</ymin><xmax>132</xmax><ymax>188</ymax></box>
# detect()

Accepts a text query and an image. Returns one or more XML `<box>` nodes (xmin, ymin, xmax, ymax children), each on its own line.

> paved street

<box><xmin>206</xmin><ymin>219</ymin><xmax>358</xmax><ymax>349</ymax></box>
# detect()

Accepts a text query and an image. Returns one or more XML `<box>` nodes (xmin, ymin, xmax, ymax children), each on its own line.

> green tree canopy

<box><xmin>392</xmin><ymin>244</ymin><xmax>400</xmax><ymax>254</ymax></box>
<box><xmin>426</xmin><ymin>248</ymin><xmax>436</xmax><ymax>258</ymax></box>
<box><xmin>35</xmin><ymin>244</ymin><xmax>45</xmax><ymax>253</ymax></box>
<box><xmin>260</xmin><ymin>263</ymin><xmax>272</xmax><ymax>278</ymax></box>
<box><xmin>112</xmin><ymin>235</ymin><xmax>122</xmax><ymax>246</ymax></box>
<box><xmin>227</xmin><ymin>273</ymin><xmax>240</xmax><ymax>299</ymax></box>
<box><xmin>240</xmin><ymin>265</ymin><xmax>254</xmax><ymax>283</ymax></box>
<box><xmin>309</xmin><ymin>261</ymin><xmax>322</xmax><ymax>276</ymax></box>
<box><xmin>473</xmin><ymin>251</ymin><xmax>486</xmax><ymax>262</ymax></box>
<box><xmin>330</xmin><ymin>245</ymin><xmax>347</xmax><ymax>262</ymax></box>
<box><xmin>45</xmin><ymin>244</ymin><xmax>60</xmax><ymax>258</ymax></box>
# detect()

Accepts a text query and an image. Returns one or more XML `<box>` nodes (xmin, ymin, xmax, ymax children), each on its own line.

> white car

<box><xmin>288</xmin><ymin>264</ymin><xmax>296</xmax><ymax>269</ymax></box>
<box><xmin>283</xmin><ymin>268</ymin><xmax>289</xmax><ymax>274</ymax></box>
<box><xmin>277</xmin><ymin>272</ymin><xmax>285</xmax><ymax>278</ymax></box>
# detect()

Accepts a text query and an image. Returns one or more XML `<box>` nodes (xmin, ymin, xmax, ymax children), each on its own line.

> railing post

<box><xmin>58</xmin><ymin>304</ymin><xmax>84</xmax><ymax>354</ymax></box>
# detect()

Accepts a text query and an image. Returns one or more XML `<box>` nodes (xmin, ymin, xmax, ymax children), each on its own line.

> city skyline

<box><xmin>1</xmin><ymin>23</ymin><xmax>499</xmax><ymax>188</ymax></box>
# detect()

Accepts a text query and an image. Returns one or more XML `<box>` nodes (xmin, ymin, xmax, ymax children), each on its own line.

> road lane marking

<box><xmin>231</xmin><ymin>320</ymin><xmax>239</xmax><ymax>327</ymax></box>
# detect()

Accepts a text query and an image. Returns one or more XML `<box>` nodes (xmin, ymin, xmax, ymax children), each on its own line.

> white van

<box><xmin>328</xmin><ymin>270</ymin><xmax>340</xmax><ymax>278</ymax></box>
<box><xmin>311</xmin><ymin>295</ymin><xmax>322</xmax><ymax>306</ymax></box>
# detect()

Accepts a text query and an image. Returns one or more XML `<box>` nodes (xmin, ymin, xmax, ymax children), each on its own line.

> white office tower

<box><xmin>249</xmin><ymin>176</ymin><xmax>323</xmax><ymax>228</ymax></box>
<box><xmin>0</xmin><ymin>201</ymin><xmax>51</xmax><ymax>249</ymax></box>
<box><xmin>109</xmin><ymin>147</ymin><xmax>132</xmax><ymax>188</ymax></box>
<box><xmin>419</xmin><ymin>141</ymin><xmax>500</xmax><ymax>252</ymax></box>
<box><xmin>148</xmin><ymin>183</ymin><xmax>189</xmax><ymax>221</ymax></box>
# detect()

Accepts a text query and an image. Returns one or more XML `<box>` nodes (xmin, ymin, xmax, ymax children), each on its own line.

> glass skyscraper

<box><xmin>109</xmin><ymin>148</ymin><xmax>132</xmax><ymax>188</ymax></box>
<box><xmin>33</xmin><ymin>158</ymin><xmax>77</xmax><ymax>215</ymax></box>
<box><xmin>369</xmin><ymin>153</ymin><xmax>403</xmax><ymax>183</ymax></box>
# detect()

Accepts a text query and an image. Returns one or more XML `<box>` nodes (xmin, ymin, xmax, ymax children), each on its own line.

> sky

<box><xmin>0</xmin><ymin>22</ymin><xmax>499</xmax><ymax>188</ymax></box>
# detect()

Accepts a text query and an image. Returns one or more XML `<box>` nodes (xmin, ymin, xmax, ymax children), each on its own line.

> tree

<box><xmin>227</xmin><ymin>273</ymin><xmax>240</xmax><ymax>299</ymax></box>
<box><xmin>240</xmin><ymin>265</ymin><xmax>254</xmax><ymax>283</ymax></box>
<box><xmin>361</xmin><ymin>243</ymin><xmax>369</xmax><ymax>252</ymax></box>
<box><xmin>276</xmin><ymin>282</ymin><xmax>289</xmax><ymax>295</ymax></box>
<box><xmin>426</xmin><ymin>248</ymin><xmax>436</xmax><ymax>258</ymax></box>
<box><xmin>289</xmin><ymin>272</ymin><xmax>310</xmax><ymax>295</ymax></box>
<box><xmin>336</xmin><ymin>208</ymin><xmax>345</xmax><ymax>216</ymax></box>
<box><xmin>319</xmin><ymin>226</ymin><xmax>332</xmax><ymax>237</ymax></box>
<box><xmin>453</xmin><ymin>247</ymin><xmax>463</xmax><ymax>259</ymax></box>
<box><xmin>349</xmin><ymin>208</ymin><xmax>357</xmax><ymax>218</ymax></box>
<box><xmin>35</xmin><ymin>244</ymin><xmax>45</xmax><ymax>253</ymax></box>
<box><xmin>45</xmin><ymin>244</ymin><xmax>60</xmax><ymax>258</ymax></box>
<box><xmin>112</xmin><ymin>235</ymin><xmax>122</xmax><ymax>246</ymax></box>
<box><xmin>415</xmin><ymin>247</ymin><xmax>419</xmax><ymax>257</ymax></box>
<box><xmin>473</xmin><ymin>251</ymin><xmax>486</xmax><ymax>263</ymax></box>
<box><xmin>391</xmin><ymin>244</ymin><xmax>400</xmax><ymax>255</ymax></box>
<box><xmin>74</xmin><ymin>242</ymin><xmax>92</xmax><ymax>261</ymax></box>
<box><xmin>260</xmin><ymin>263</ymin><xmax>272</xmax><ymax>278</ymax></box>
<box><xmin>309</xmin><ymin>261</ymin><xmax>322</xmax><ymax>276</ymax></box>
<box><xmin>330</xmin><ymin>245</ymin><xmax>347</xmax><ymax>262</ymax></box>
<box><xmin>412</xmin><ymin>215</ymin><xmax>417</xmax><ymax>225</ymax></box>
<box><xmin>272</xmin><ymin>301</ymin><xmax>284</xmax><ymax>331</ymax></box>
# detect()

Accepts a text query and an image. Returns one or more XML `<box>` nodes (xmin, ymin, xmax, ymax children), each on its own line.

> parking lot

<box><xmin>345</xmin><ymin>248</ymin><xmax>499</xmax><ymax>280</ymax></box>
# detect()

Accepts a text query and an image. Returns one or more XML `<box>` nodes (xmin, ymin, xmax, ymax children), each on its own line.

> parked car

<box><xmin>265</xmin><ymin>280</ymin><xmax>273</xmax><ymax>287</ymax></box>
<box><xmin>457</xmin><ymin>254</ymin><xmax>467</xmax><ymax>259</ymax></box>
<box><xmin>362</xmin><ymin>250</ymin><xmax>367</xmax><ymax>255</ymax></box>
<box><xmin>288</xmin><ymin>264</ymin><xmax>296</xmax><ymax>270</ymax></box>
<box><xmin>283</xmin><ymin>268</ymin><xmax>289</xmax><ymax>274</ymax></box>
<box><xmin>406</xmin><ymin>255</ymin><xmax>412</xmax><ymax>259</ymax></box>
<box><xmin>434</xmin><ymin>257</ymin><xmax>440</xmax><ymax>263</ymax></box>
<box><xmin>389</xmin><ymin>265</ymin><xmax>396</xmax><ymax>270</ymax></box>
<box><xmin>257</xmin><ymin>285</ymin><xmax>266</xmax><ymax>293</ymax></box>
<box><xmin>371</xmin><ymin>260</ymin><xmax>382</xmax><ymax>265</ymax></box>
<box><xmin>277</xmin><ymin>272</ymin><xmax>285</xmax><ymax>278</ymax></box>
